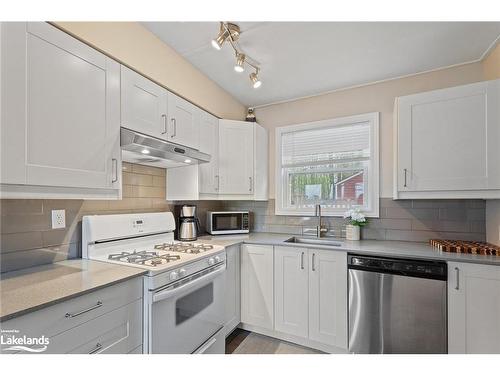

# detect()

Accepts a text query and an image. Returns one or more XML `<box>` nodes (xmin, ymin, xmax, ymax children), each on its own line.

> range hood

<box><xmin>120</xmin><ymin>127</ymin><xmax>210</xmax><ymax>168</ymax></box>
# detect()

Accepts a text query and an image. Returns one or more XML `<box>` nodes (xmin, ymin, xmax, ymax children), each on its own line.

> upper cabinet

<box><xmin>167</xmin><ymin>92</ymin><xmax>200</xmax><ymax>149</ymax></box>
<box><xmin>121</xmin><ymin>66</ymin><xmax>168</xmax><ymax>140</ymax></box>
<box><xmin>1</xmin><ymin>22</ymin><xmax>121</xmax><ymax>199</ymax></box>
<box><xmin>218</xmin><ymin>120</ymin><xmax>255</xmax><ymax>195</ymax></box>
<box><xmin>394</xmin><ymin>79</ymin><xmax>500</xmax><ymax>199</ymax></box>
<box><xmin>169</xmin><ymin>119</ymin><xmax>269</xmax><ymax>201</ymax></box>
<box><xmin>199</xmin><ymin>112</ymin><xmax>219</xmax><ymax>195</ymax></box>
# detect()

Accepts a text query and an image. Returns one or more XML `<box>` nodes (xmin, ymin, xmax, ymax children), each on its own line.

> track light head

<box><xmin>249</xmin><ymin>71</ymin><xmax>262</xmax><ymax>89</ymax></box>
<box><xmin>212</xmin><ymin>22</ymin><xmax>241</xmax><ymax>51</ymax></box>
<box><xmin>234</xmin><ymin>53</ymin><xmax>246</xmax><ymax>73</ymax></box>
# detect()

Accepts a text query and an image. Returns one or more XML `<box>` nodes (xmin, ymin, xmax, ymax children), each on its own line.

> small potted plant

<box><xmin>343</xmin><ymin>207</ymin><xmax>367</xmax><ymax>241</ymax></box>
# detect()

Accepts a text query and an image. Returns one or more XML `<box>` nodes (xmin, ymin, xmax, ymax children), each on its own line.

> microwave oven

<box><xmin>206</xmin><ymin>211</ymin><xmax>249</xmax><ymax>235</ymax></box>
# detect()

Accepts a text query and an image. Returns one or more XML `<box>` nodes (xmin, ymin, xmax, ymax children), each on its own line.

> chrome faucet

<box><xmin>315</xmin><ymin>204</ymin><xmax>328</xmax><ymax>238</ymax></box>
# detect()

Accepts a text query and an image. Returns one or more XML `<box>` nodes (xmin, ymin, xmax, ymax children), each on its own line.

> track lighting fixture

<box><xmin>211</xmin><ymin>22</ymin><xmax>263</xmax><ymax>89</ymax></box>
<box><xmin>249</xmin><ymin>71</ymin><xmax>262</xmax><ymax>89</ymax></box>
<box><xmin>211</xmin><ymin>22</ymin><xmax>240</xmax><ymax>50</ymax></box>
<box><xmin>234</xmin><ymin>53</ymin><xmax>245</xmax><ymax>72</ymax></box>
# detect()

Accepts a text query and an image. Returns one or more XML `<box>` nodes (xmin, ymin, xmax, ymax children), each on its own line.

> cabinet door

<box><xmin>167</xmin><ymin>92</ymin><xmax>200</xmax><ymax>149</ymax></box>
<box><xmin>274</xmin><ymin>246</ymin><xmax>308</xmax><ymax>338</ymax></box>
<box><xmin>199</xmin><ymin>112</ymin><xmax>219</xmax><ymax>194</ymax></box>
<box><xmin>448</xmin><ymin>262</ymin><xmax>500</xmax><ymax>354</ymax></box>
<box><xmin>254</xmin><ymin>123</ymin><xmax>269</xmax><ymax>200</ymax></box>
<box><xmin>308</xmin><ymin>249</ymin><xmax>348</xmax><ymax>348</ymax></box>
<box><xmin>1</xmin><ymin>22</ymin><xmax>120</xmax><ymax>190</ymax></box>
<box><xmin>240</xmin><ymin>244</ymin><xmax>274</xmax><ymax>330</ymax></box>
<box><xmin>121</xmin><ymin>65</ymin><xmax>168</xmax><ymax>140</ymax></box>
<box><xmin>219</xmin><ymin>120</ymin><xmax>254</xmax><ymax>195</ymax></box>
<box><xmin>397</xmin><ymin>80</ymin><xmax>500</xmax><ymax>193</ymax></box>
<box><xmin>224</xmin><ymin>245</ymin><xmax>241</xmax><ymax>336</ymax></box>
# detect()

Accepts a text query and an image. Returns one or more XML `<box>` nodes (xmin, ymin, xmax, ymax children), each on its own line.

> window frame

<box><xmin>275</xmin><ymin>112</ymin><xmax>380</xmax><ymax>217</ymax></box>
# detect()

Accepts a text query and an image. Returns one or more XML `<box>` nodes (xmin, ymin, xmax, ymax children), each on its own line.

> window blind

<box><xmin>281</xmin><ymin>121</ymin><xmax>370</xmax><ymax>167</ymax></box>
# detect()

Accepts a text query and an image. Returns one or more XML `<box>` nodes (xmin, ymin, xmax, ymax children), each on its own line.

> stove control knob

<box><xmin>169</xmin><ymin>271</ymin><xmax>179</xmax><ymax>281</ymax></box>
<box><xmin>214</xmin><ymin>256</ymin><xmax>221</xmax><ymax>263</ymax></box>
<box><xmin>179</xmin><ymin>268</ymin><xmax>187</xmax><ymax>277</ymax></box>
<box><xmin>208</xmin><ymin>257</ymin><xmax>215</xmax><ymax>266</ymax></box>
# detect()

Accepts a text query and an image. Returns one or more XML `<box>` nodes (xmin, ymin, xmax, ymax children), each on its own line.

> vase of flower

<box><xmin>343</xmin><ymin>208</ymin><xmax>367</xmax><ymax>241</ymax></box>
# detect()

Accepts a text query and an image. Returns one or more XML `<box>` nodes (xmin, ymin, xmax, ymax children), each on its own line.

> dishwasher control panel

<box><xmin>348</xmin><ymin>254</ymin><xmax>447</xmax><ymax>280</ymax></box>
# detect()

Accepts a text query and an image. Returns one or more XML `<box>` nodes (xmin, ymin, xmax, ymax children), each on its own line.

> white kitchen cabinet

<box><xmin>0</xmin><ymin>22</ymin><xmax>121</xmax><ymax>199</ymax></box>
<box><xmin>218</xmin><ymin>120</ymin><xmax>255</xmax><ymax>196</ymax></box>
<box><xmin>240</xmin><ymin>244</ymin><xmax>274</xmax><ymax>330</ymax></box>
<box><xmin>253</xmin><ymin>122</ymin><xmax>269</xmax><ymax>201</ymax></box>
<box><xmin>167</xmin><ymin>92</ymin><xmax>200</xmax><ymax>149</ymax></box>
<box><xmin>394</xmin><ymin>79</ymin><xmax>500</xmax><ymax>199</ymax></box>
<box><xmin>121</xmin><ymin>65</ymin><xmax>169</xmax><ymax>140</ymax></box>
<box><xmin>1</xmin><ymin>277</ymin><xmax>143</xmax><ymax>354</ymax></box>
<box><xmin>273</xmin><ymin>247</ymin><xmax>347</xmax><ymax>348</ymax></box>
<box><xmin>274</xmin><ymin>246</ymin><xmax>309</xmax><ymax>338</ymax></box>
<box><xmin>199</xmin><ymin>112</ymin><xmax>219</xmax><ymax>194</ymax></box>
<box><xmin>448</xmin><ymin>262</ymin><xmax>500</xmax><ymax>354</ymax></box>
<box><xmin>224</xmin><ymin>244</ymin><xmax>241</xmax><ymax>336</ymax></box>
<box><xmin>308</xmin><ymin>249</ymin><xmax>347</xmax><ymax>348</ymax></box>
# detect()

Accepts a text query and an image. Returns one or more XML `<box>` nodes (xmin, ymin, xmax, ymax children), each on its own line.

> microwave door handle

<box><xmin>152</xmin><ymin>265</ymin><xmax>226</xmax><ymax>303</ymax></box>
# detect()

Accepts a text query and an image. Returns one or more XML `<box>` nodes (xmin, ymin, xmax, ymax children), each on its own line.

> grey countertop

<box><xmin>199</xmin><ymin>232</ymin><xmax>500</xmax><ymax>266</ymax></box>
<box><xmin>0</xmin><ymin>259</ymin><xmax>146</xmax><ymax>322</ymax></box>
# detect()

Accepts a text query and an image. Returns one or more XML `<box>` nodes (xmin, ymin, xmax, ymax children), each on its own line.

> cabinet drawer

<box><xmin>46</xmin><ymin>299</ymin><xmax>142</xmax><ymax>354</ymax></box>
<box><xmin>2</xmin><ymin>277</ymin><xmax>143</xmax><ymax>338</ymax></box>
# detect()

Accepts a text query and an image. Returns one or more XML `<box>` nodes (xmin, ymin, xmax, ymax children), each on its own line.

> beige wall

<box><xmin>255</xmin><ymin>62</ymin><xmax>485</xmax><ymax>199</ymax></box>
<box><xmin>484</xmin><ymin>43</ymin><xmax>500</xmax><ymax>245</ymax></box>
<box><xmin>483</xmin><ymin>42</ymin><xmax>500</xmax><ymax>80</ymax></box>
<box><xmin>53</xmin><ymin>22</ymin><xmax>246</xmax><ymax>120</ymax></box>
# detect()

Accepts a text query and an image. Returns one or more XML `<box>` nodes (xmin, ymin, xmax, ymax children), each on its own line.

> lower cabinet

<box><xmin>1</xmin><ymin>277</ymin><xmax>143</xmax><ymax>354</ymax></box>
<box><xmin>448</xmin><ymin>262</ymin><xmax>500</xmax><ymax>354</ymax></box>
<box><xmin>240</xmin><ymin>244</ymin><xmax>274</xmax><ymax>330</ymax></box>
<box><xmin>274</xmin><ymin>246</ymin><xmax>347</xmax><ymax>349</ymax></box>
<box><xmin>224</xmin><ymin>244</ymin><xmax>241</xmax><ymax>336</ymax></box>
<box><xmin>274</xmin><ymin>247</ymin><xmax>309</xmax><ymax>337</ymax></box>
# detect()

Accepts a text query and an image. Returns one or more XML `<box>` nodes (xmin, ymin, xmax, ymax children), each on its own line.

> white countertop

<box><xmin>199</xmin><ymin>232</ymin><xmax>500</xmax><ymax>266</ymax></box>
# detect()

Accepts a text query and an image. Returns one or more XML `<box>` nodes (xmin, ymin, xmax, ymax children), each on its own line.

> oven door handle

<box><xmin>152</xmin><ymin>265</ymin><xmax>226</xmax><ymax>303</ymax></box>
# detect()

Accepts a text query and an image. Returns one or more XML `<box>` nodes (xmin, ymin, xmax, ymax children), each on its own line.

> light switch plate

<box><xmin>51</xmin><ymin>209</ymin><xmax>66</xmax><ymax>229</ymax></box>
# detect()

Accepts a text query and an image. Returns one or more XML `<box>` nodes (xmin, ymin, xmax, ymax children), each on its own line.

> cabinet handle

<box><xmin>312</xmin><ymin>253</ymin><xmax>316</xmax><ymax>272</ymax></box>
<box><xmin>161</xmin><ymin>114</ymin><xmax>168</xmax><ymax>135</ymax></box>
<box><xmin>249</xmin><ymin>177</ymin><xmax>253</xmax><ymax>192</ymax></box>
<box><xmin>88</xmin><ymin>343</ymin><xmax>102</xmax><ymax>354</ymax></box>
<box><xmin>403</xmin><ymin>168</ymin><xmax>408</xmax><ymax>188</ymax></box>
<box><xmin>300</xmin><ymin>252</ymin><xmax>305</xmax><ymax>270</ymax></box>
<box><xmin>111</xmin><ymin>159</ymin><xmax>118</xmax><ymax>183</ymax></box>
<box><xmin>171</xmin><ymin>118</ymin><xmax>177</xmax><ymax>138</ymax></box>
<box><xmin>455</xmin><ymin>267</ymin><xmax>460</xmax><ymax>290</ymax></box>
<box><xmin>65</xmin><ymin>301</ymin><xmax>103</xmax><ymax>318</ymax></box>
<box><xmin>214</xmin><ymin>175</ymin><xmax>219</xmax><ymax>191</ymax></box>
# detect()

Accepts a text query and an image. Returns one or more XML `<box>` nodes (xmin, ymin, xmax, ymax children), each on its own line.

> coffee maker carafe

<box><xmin>177</xmin><ymin>205</ymin><xmax>200</xmax><ymax>241</ymax></box>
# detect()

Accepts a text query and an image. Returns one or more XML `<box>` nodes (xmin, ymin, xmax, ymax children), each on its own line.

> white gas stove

<box><xmin>82</xmin><ymin>212</ymin><xmax>226</xmax><ymax>354</ymax></box>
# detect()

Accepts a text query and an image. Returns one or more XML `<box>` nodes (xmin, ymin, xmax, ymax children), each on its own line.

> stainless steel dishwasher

<box><xmin>348</xmin><ymin>254</ymin><xmax>447</xmax><ymax>354</ymax></box>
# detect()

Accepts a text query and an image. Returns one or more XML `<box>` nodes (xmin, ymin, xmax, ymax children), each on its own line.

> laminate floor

<box><xmin>226</xmin><ymin>329</ymin><xmax>323</xmax><ymax>354</ymax></box>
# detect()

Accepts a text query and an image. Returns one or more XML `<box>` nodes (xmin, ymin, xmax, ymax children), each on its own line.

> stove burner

<box><xmin>107</xmin><ymin>250</ymin><xmax>180</xmax><ymax>266</ymax></box>
<box><xmin>108</xmin><ymin>250</ymin><xmax>158</xmax><ymax>262</ymax></box>
<box><xmin>153</xmin><ymin>242</ymin><xmax>214</xmax><ymax>254</ymax></box>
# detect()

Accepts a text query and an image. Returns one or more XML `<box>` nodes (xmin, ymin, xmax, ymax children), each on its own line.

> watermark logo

<box><xmin>1</xmin><ymin>329</ymin><xmax>49</xmax><ymax>353</ymax></box>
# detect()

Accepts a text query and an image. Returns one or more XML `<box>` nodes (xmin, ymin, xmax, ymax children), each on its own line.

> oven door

<box><xmin>150</xmin><ymin>264</ymin><xmax>225</xmax><ymax>354</ymax></box>
<box><xmin>211</xmin><ymin>213</ymin><xmax>246</xmax><ymax>234</ymax></box>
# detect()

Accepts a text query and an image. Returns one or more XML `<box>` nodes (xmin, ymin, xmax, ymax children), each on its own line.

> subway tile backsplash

<box><xmin>0</xmin><ymin>163</ymin><xmax>221</xmax><ymax>273</ymax></box>
<box><xmin>0</xmin><ymin>165</ymin><xmax>487</xmax><ymax>273</ymax></box>
<box><xmin>222</xmin><ymin>198</ymin><xmax>486</xmax><ymax>242</ymax></box>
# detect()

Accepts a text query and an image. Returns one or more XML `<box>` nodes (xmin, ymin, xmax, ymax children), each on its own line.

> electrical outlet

<box><xmin>51</xmin><ymin>209</ymin><xmax>66</xmax><ymax>229</ymax></box>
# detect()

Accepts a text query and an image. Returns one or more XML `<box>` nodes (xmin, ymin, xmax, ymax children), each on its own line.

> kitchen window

<box><xmin>275</xmin><ymin>112</ymin><xmax>379</xmax><ymax>217</ymax></box>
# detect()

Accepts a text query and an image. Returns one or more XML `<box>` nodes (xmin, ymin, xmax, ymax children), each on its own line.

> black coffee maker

<box><xmin>175</xmin><ymin>205</ymin><xmax>200</xmax><ymax>241</ymax></box>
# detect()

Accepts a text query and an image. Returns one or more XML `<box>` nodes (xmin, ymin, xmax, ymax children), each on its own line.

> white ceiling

<box><xmin>142</xmin><ymin>22</ymin><xmax>500</xmax><ymax>107</ymax></box>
